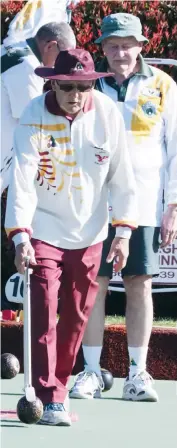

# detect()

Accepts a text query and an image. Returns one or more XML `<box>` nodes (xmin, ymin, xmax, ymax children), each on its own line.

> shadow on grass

<box><xmin>1</xmin><ymin>425</ymin><xmax>26</xmax><ymax>428</ymax></box>
<box><xmin>100</xmin><ymin>397</ymin><xmax>124</xmax><ymax>401</ymax></box>
<box><xmin>1</xmin><ymin>419</ymin><xmax>26</xmax><ymax>427</ymax></box>
<box><xmin>1</xmin><ymin>393</ymin><xmax>23</xmax><ymax>396</ymax></box>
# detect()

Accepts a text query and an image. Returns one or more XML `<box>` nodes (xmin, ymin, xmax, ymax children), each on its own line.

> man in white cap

<box><xmin>70</xmin><ymin>13</ymin><xmax>177</xmax><ymax>402</ymax></box>
<box><xmin>1</xmin><ymin>0</ymin><xmax>76</xmax><ymax>193</ymax></box>
<box><xmin>5</xmin><ymin>48</ymin><xmax>137</xmax><ymax>425</ymax></box>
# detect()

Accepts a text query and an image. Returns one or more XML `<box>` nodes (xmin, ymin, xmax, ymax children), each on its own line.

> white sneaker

<box><xmin>69</xmin><ymin>371</ymin><xmax>104</xmax><ymax>399</ymax></box>
<box><xmin>38</xmin><ymin>403</ymin><xmax>71</xmax><ymax>426</ymax></box>
<box><xmin>122</xmin><ymin>371</ymin><xmax>159</xmax><ymax>402</ymax></box>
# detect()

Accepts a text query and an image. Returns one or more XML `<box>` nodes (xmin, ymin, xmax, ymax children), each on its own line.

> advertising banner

<box><xmin>110</xmin><ymin>239</ymin><xmax>177</xmax><ymax>290</ymax></box>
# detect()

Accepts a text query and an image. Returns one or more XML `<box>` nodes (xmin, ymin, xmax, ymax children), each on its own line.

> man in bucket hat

<box><xmin>95</xmin><ymin>12</ymin><xmax>148</xmax><ymax>44</ymax></box>
<box><xmin>5</xmin><ymin>48</ymin><xmax>138</xmax><ymax>425</ymax></box>
<box><xmin>70</xmin><ymin>13</ymin><xmax>177</xmax><ymax>402</ymax></box>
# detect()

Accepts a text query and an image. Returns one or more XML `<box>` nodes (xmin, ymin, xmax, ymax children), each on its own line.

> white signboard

<box><xmin>110</xmin><ymin>238</ymin><xmax>177</xmax><ymax>289</ymax></box>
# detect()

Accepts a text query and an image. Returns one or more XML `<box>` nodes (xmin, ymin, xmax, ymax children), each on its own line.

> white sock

<box><xmin>128</xmin><ymin>346</ymin><xmax>148</xmax><ymax>379</ymax></box>
<box><xmin>82</xmin><ymin>345</ymin><xmax>102</xmax><ymax>377</ymax></box>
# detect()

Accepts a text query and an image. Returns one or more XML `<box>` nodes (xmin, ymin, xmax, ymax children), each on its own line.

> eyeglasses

<box><xmin>56</xmin><ymin>82</ymin><xmax>94</xmax><ymax>92</ymax></box>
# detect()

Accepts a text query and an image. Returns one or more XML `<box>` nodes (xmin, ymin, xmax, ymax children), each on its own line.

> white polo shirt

<box><xmin>96</xmin><ymin>58</ymin><xmax>177</xmax><ymax>226</ymax></box>
<box><xmin>1</xmin><ymin>40</ymin><xmax>44</xmax><ymax>193</ymax></box>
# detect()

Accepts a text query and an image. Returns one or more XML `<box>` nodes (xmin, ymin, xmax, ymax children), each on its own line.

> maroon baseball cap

<box><xmin>35</xmin><ymin>48</ymin><xmax>114</xmax><ymax>81</ymax></box>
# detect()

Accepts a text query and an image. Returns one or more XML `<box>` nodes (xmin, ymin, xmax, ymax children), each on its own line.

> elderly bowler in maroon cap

<box><xmin>5</xmin><ymin>49</ymin><xmax>138</xmax><ymax>426</ymax></box>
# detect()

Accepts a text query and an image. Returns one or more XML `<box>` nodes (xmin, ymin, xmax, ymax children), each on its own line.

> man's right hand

<box><xmin>15</xmin><ymin>242</ymin><xmax>37</xmax><ymax>274</ymax></box>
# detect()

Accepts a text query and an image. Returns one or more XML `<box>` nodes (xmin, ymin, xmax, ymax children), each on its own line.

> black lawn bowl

<box><xmin>17</xmin><ymin>396</ymin><xmax>43</xmax><ymax>424</ymax></box>
<box><xmin>1</xmin><ymin>353</ymin><xmax>20</xmax><ymax>379</ymax></box>
<box><xmin>101</xmin><ymin>368</ymin><xmax>114</xmax><ymax>392</ymax></box>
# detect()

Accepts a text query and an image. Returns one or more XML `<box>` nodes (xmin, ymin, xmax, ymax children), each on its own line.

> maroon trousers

<box><xmin>30</xmin><ymin>238</ymin><xmax>102</xmax><ymax>404</ymax></box>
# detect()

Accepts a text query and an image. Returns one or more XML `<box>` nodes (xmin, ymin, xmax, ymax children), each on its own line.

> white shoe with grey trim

<box><xmin>122</xmin><ymin>371</ymin><xmax>159</xmax><ymax>402</ymax></box>
<box><xmin>38</xmin><ymin>400</ymin><xmax>71</xmax><ymax>426</ymax></box>
<box><xmin>69</xmin><ymin>370</ymin><xmax>104</xmax><ymax>399</ymax></box>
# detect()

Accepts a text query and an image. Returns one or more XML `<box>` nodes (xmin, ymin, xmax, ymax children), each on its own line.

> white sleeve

<box><xmin>12</xmin><ymin>232</ymin><xmax>30</xmax><ymax>246</ymax></box>
<box><xmin>163</xmin><ymin>80</ymin><xmax>177</xmax><ymax>205</ymax></box>
<box><xmin>4</xmin><ymin>56</ymin><xmax>44</xmax><ymax>120</ymax></box>
<box><xmin>5</xmin><ymin>107</ymin><xmax>40</xmax><ymax>239</ymax></box>
<box><xmin>0</xmin><ymin>81</ymin><xmax>14</xmax><ymax>193</ymax></box>
<box><xmin>107</xmin><ymin>106</ymin><xmax>138</xmax><ymax>230</ymax></box>
<box><xmin>115</xmin><ymin>226</ymin><xmax>132</xmax><ymax>239</ymax></box>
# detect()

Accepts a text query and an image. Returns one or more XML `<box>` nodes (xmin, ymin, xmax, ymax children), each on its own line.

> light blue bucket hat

<box><xmin>95</xmin><ymin>13</ymin><xmax>149</xmax><ymax>44</ymax></box>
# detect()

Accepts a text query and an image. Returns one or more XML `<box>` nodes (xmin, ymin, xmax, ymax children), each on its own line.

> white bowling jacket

<box><xmin>5</xmin><ymin>89</ymin><xmax>138</xmax><ymax>249</ymax></box>
<box><xmin>1</xmin><ymin>39</ymin><xmax>43</xmax><ymax>193</ymax></box>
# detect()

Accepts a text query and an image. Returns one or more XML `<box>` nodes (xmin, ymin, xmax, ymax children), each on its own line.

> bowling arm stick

<box><xmin>23</xmin><ymin>257</ymin><xmax>36</xmax><ymax>402</ymax></box>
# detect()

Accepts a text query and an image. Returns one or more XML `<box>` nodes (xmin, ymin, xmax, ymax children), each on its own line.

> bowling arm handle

<box><xmin>23</xmin><ymin>257</ymin><xmax>35</xmax><ymax>400</ymax></box>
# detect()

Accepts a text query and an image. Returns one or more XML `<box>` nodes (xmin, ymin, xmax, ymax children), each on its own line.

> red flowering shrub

<box><xmin>1</xmin><ymin>1</ymin><xmax>176</xmax><ymax>77</ymax></box>
<box><xmin>1</xmin><ymin>1</ymin><xmax>177</xmax><ymax>60</ymax></box>
<box><xmin>1</xmin><ymin>1</ymin><xmax>26</xmax><ymax>40</ymax></box>
<box><xmin>71</xmin><ymin>1</ymin><xmax>177</xmax><ymax>62</ymax></box>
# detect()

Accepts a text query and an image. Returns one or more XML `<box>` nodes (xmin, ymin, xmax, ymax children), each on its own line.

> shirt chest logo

<box><xmin>141</xmin><ymin>87</ymin><xmax>161</xmax><ymax>98</ymax></box>
<box><xmin>94</xmin><ymin>148</ymin><xmax>109</xmax><ymax>165</ymax></box>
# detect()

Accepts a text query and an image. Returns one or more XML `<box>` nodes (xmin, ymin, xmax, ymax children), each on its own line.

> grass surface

<box><xmin>105</xmin><ymin>315</ymin><xmax>177</xmax><ymax>327</ymax></box>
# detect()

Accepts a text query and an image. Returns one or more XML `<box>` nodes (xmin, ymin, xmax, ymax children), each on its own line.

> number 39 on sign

<box><xmin>5</xmin><ymin>273</ymin><xmax>24</xmax><ymax>304</ymax></box>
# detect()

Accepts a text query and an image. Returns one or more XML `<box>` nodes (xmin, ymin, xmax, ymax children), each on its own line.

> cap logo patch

<box><xmin>73</xmin><ymin>62</ymin><xmax>84</xmax><ymax>71</ymax></box>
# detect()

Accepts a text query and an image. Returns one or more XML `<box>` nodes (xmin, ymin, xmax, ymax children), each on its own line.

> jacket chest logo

<box><xmin>94</xmin><ymin>148</ymin><xmax>109</xmax><ymax>165</ymax></box>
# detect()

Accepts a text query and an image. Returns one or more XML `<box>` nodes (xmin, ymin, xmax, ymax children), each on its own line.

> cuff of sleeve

<box><xmin>115</xmin><ymin>226</ymin><xmax>132</xmax><ymax>239</ymax></box>
<box><xmin>12</xmin><ymin>232</ymin><xmax>30</xmax><ymax>247</ymax></box>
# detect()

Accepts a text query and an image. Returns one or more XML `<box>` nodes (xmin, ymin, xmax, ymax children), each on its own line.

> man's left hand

<box><xmin>160</xmin><ymin>204</ymin><xmax>177</xmax><ymax>247</ymax></box>
<box><xmin>106</xmin><ymin>237</ymin><xmax>129</xmax><ymax>272</ymax></box>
